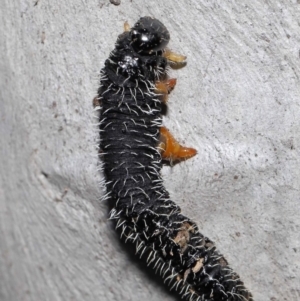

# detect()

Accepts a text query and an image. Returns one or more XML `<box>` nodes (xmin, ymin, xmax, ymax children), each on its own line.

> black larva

<box><xmin>98</xmin><ymin>16</ymin><xmax>253</xmax><ymax>301</ymax></box>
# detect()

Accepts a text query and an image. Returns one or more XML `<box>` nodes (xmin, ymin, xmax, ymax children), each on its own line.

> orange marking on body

<box><xmin>192</xmin><ymin>258</ymin><xmax>204</xmax><ymax>274</ymax></box>
<box><xmin>183</xmin><ymin>268</ymin><xmax>191</xmax><ymax>282</ymax></box>
<box><xmin>159</xmin><ymin>127</ymin><xmax>197</xmax><ymax>161</ymax></box>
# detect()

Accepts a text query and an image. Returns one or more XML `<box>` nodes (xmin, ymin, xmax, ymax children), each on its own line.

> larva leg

<box><xmin>159</xmin><ymin>126</ymin><xmax>197</xmax><ymax>161</ymax></box>
<box><xmin>124</xmin><ymin>21</ymin><xmax>130</xmax><ymax>32</ymax></box>
<box><xmin>155</xmin><ymin>78</ymin><xmax>177</xmax><ymax>102</ymax></box>
<box><xmin>163</xmin><ymin>48</ymin><xmax>186</xmax><ymax>63</ymax></box>
<box><xmin>93</xmin><ymin>96</ymin><xmax>101</xmax><ymax>107</ymax></box>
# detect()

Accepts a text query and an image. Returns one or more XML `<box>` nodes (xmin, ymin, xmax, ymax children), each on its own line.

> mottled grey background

<box><xmin>1</xmin><ymin>1</ymin><xmax>300</xmax><ymax>301</ymax></box>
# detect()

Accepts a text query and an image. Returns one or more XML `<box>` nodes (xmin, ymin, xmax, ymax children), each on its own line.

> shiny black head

<box><xmin>130</xmin><ymin>17</ymin><xmax>170</xmax><ymax>54</ymax></box>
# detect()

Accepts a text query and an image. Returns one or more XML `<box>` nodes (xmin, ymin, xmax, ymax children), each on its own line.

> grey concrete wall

<box><xmin>1</xmin><ymin>1</ymin><xmax>300</xmax><ymax>300</ymax></box>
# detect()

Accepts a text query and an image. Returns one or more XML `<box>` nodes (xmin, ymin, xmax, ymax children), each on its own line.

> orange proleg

<box><xmin>163</xmin><ymin>49</ymin><xmax>186</xmax><ymax>63</ymax></box>
<box><xmin>155</xmin><ymin>78</ymin><xmax>177</xmax><ymax>102</ymax></box>
<box><xmin>124</xmin><ymin>21</ymin><xmax>130</xmax><ymax>32</ymax></box>
<box><xmin>159</xmin><ymin>127</ymin><xmax>197</xmax><ymax>161</ymax></box>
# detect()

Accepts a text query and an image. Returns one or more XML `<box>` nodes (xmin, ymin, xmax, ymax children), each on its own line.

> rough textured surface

<box><xmin>1</xmin><ymin>1</ymin><xmax>299</xmax><ymax>301</ymax></box>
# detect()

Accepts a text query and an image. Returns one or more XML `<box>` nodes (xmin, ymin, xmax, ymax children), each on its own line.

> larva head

<box><xmin>130</xmin><ymin>17</ymin><xmax>170</xmax><ymax>54</ymax></box>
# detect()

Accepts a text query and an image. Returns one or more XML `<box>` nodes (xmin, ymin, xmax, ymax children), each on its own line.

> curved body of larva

<box><xmin>98</xmin><ymin>16</ymin><xmax>253</xmax><ymax>301</ymax></box>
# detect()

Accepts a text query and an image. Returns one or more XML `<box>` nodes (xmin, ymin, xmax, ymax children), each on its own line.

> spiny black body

<box><xmin>98</xmin><ymin>16</ymin><xmax>253</xmax><ymax>301</ymax></box>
